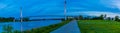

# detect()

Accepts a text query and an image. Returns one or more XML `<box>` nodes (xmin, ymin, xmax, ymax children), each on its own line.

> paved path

<box><xmin>51</xmin><ymin>20</ymin><xmax>81</xmax><ymax>33</ymax></box>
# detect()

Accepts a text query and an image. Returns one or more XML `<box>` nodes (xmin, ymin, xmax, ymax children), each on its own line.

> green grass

<box><xmin>13</xmin><ymin>20</ymin><xmax>71</xmax><ymax>33</ymax></box>
<box><xmin>78</xmin><ymin>20</ymin><xmax>120</xmax><ymax>33</ymax></box>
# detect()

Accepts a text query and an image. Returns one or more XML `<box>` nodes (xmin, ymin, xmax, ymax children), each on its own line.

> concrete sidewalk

<box><xmin>50</xmin><ymin>20</ymin><xmax>81</xmax><ymax>33</ymax></box>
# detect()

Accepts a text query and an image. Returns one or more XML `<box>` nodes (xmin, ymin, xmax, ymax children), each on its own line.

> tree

<box><xmin>7</xmin><ymin>17</ymin><xmax>15</xmax><ymax>21</ymax></box>
<box><xmin>84</xmin><ymin>16</ymin><xmax>91</xmax><ymax>20</ymax></box>
<box><xmin>78</xmin><ymin>15</ymin><xmax>83</xmax><ymax>20</ymax></box>
<box><xmin>107</xmin><ymin>17</ymin><xmax>111</xmax><ymax>20</ymax></box>
<box><xmin>99</xmin><ymin>14</ymin><xmax>104</xmax><ymax>20</ymax></box>
<box><xmin>115</xmin><ymin>16</ymin><xmax>119</xmax><ymax>21</ymax></box>
<box><xmin>0</xmin><ymin>17</ymin><xmax>15</xmax><ymax>22</ymax></box>
<box><xmin>0</xmin><ymin>17</ymin><xmax>5</xmax><ymax>22</ymax></box>
<box><xmin>111</xmin><ymin>18</ymin><xmax>114</xmax><ymax>20</ymax></box>
<box><xmin>92</xmin><ymin>16</ymin><xmax>100</xmax><ymax>20</ymax></box>
<box><xmin>22</xmin><ymin>17</ymin><xmax>30</xmax><ymax>21</ymax></box>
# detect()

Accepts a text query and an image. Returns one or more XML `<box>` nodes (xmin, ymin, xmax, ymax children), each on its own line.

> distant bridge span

<box><xmin>24</xmin><ymin>15</ymin><xmax>79</xmax><ymax>21</ymax></box>
<box><xmin>26</xmin><ymin>15</ymin><xmax>79</xmax><ymax>17</ymax></box>
<box><xmin>30</xmin><ymin>18</ymin><xmax>65</xmax><ymax>21</ymax></box>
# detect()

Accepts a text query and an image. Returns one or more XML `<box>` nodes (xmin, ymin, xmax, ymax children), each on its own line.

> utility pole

<box><xmin>20</xmin><ymin>7</ymin><xmax>23</xmax><ymax>33</ymax></box>
<box><xmin>64</xmin><ymin>0</ymin><xmax>67</xmax><ymax>20</ymax></box>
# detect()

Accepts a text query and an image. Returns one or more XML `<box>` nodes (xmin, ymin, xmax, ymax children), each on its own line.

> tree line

<box><xmin>67</xmin><ymin>14</ymin><xmax>120</xmax><ymax>22</ymax></box>
<box><xmin>0</xmin><ymin>17</ymin><xmax>30</xmax><ymax>22</ymax></box>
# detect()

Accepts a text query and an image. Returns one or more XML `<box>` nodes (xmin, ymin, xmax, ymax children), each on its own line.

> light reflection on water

<box><xmin>0</xmin><ymin>20</ymin><xmax>61</xmax><ymax>33</ymax></box>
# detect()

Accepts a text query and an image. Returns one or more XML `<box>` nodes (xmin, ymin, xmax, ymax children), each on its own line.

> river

<box><xmin>0</xmin><ymin>20</ymin><xmax>61</xmax><ymax>33</ymax></box>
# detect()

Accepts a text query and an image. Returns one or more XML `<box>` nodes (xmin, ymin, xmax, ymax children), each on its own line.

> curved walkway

<box><xmin>50</xmin><ymin>20</ymin><xmax>81</xmax><ymax>33</ymax></box>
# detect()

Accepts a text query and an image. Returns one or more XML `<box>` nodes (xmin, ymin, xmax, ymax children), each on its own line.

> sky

<box><xmin>0</xmin><ymin>0</ymin><xmax>120</xmax><ymax>18</ymax></box>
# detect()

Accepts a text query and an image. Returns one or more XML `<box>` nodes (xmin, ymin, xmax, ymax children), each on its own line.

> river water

<box><xmin>0</xmin><ymin>20</ymin><xmax>61</xmax><ymax>33</ymax></box>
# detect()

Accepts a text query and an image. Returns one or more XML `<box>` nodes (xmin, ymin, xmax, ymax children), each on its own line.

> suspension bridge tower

<box><xmin>64</xmin><ymin>0</ymin><xmax>67</xmax><ymax>20</ymax></box>
<box><xmin>20</xmin><ymin>7</ymin><xmax>23</xmax><ymax>32</ymax></box>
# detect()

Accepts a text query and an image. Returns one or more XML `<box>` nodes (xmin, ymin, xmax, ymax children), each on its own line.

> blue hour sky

<box><xmin>0</xmin><ymin>0</ymin><xmax>120</xmax><ymax>18</ymax></box>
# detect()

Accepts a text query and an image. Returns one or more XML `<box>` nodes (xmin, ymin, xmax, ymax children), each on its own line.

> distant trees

<box><xmin>114</xmin><ymin>16</ymin><xmax>120</xmax><ymax>22</ymax></box>
<box><xmin>91</xmin><ymin>14</ymin><xmax>106</xmax><ymax>20</ymax></box>
<box><xmin>84</xmin><ymin>16</ymin><xmax>91</xmax><ymax>20</ymax></box>
<box><xmin>7</xmin><ymin>17</ymin><xmax>15</xmax><ymax>21</ymax></box>
<box><xmin>92</xmin><ymin>17</ymin><xmax>100</xmax><ymax>20</ymax></box>
<box><xmin>0</xmin><ymin>17</ymin><xmax>15</xmax><ymax>22</ymax></box>
<box><xmin>115</xmin><ymin>16</ymin><xmax>119</xmax><ymax>21</ymax></box>
<box><xmin>78</xmin><ymin>15</ymin><xmax>83</xmax><ymax>20</ymax></box>
<box><xmin>0</xmin><ymin>17</ymin><xmax>30</xmax><ymax>22</ymax></box>
<box><xmin>99</xmin><ymin>14</ymin><xmax>104</xmax><ymax>20</ymax></box>
<box><xmin>107</xmin><ymin>17</ymin><xmax>111</xmax><ymax>20</ymax></box>
<box><xmin>22</xmin><ymin>17</ymin><xmax>30</xmax><ymax>21</ymax></box>
<box><xmin>76</xmin><ymin>14</ymin><xmax>120</xmax><ymax>22</ymax></box>
<box><xmin>75</xmin><ymin>14</ymin><xmax>112</xmax><ymax>20</ymax></box>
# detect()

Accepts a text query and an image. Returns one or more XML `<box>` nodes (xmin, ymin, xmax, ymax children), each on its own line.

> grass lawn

<box><xmin>78</xmin><ymin>20</ymin><xmax>120</xmax><ymax>33</ymax></box>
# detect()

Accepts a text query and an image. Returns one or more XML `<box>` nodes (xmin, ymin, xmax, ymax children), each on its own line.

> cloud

<box><xmin>67</xmin><ymin>11</ymin><xmax>120</xmax><ymax>18</ymax></box>
<box><xmin>0</xmin><ymin>3</ymin><xmax>7</xmax><ymax>9</ymax></box>
<box><xmin>68</xmin><ymin>7</ymin><xmax>86</xmax><ymax>10</ymax></box>
<box><xmin>101</xmin><ymin>0</ymin><xmax>120</xmax><ymax>9</ymax></box>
